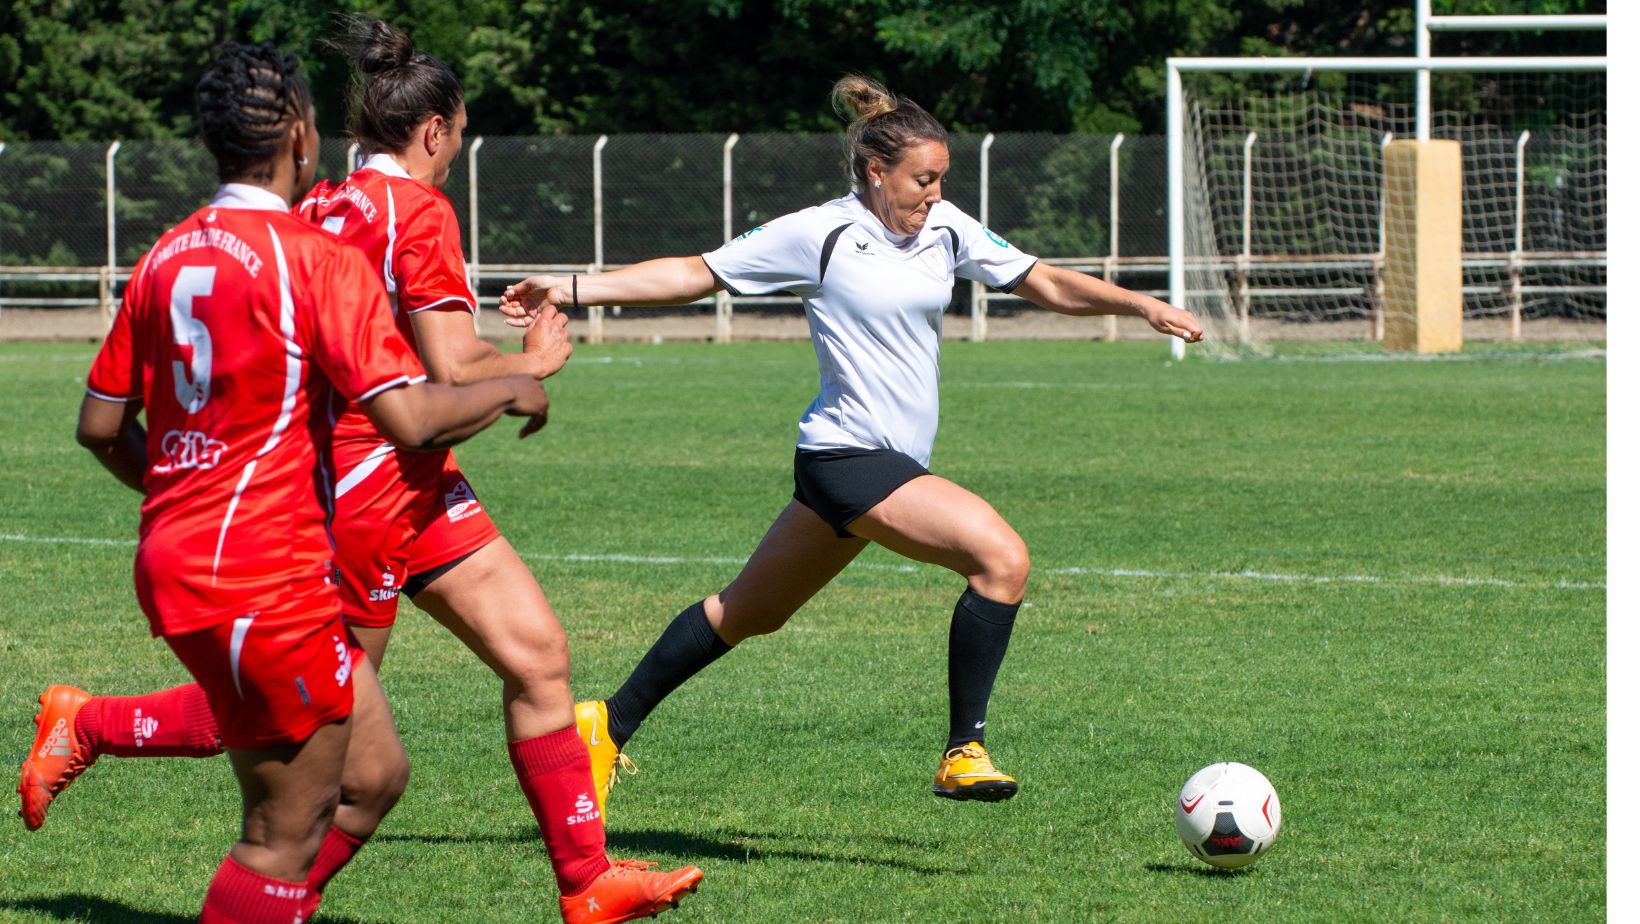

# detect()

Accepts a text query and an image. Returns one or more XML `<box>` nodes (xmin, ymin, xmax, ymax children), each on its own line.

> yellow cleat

<box><xmin>933</xmin><ymin>742</ymin><xmax>1019</xmax><ymax>802</ymax></box>
<box><xmin>575</xmin><ymin>700</ymin><xmax>635</xmax><ymax>818</ymax></box>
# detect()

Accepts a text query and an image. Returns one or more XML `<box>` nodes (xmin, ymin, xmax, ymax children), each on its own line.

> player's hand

<box><xmin>522</xmin><ymin>304</ymin><xmax>573</xmax><ymax>378</ymax></box>
<box><xmin>504</xmin><ymin>377</ymin><xmax>550</xmax><ymax>439</ymax></box>
<box><xmin>1142</xmin><ymin>300</ymin><xmax>1205</xmax><ymax>343</ymax></box>
<box><xmin>500</xmin><ymin>275</ymin><xmax>572</xmax><ymax>329</ymax></box>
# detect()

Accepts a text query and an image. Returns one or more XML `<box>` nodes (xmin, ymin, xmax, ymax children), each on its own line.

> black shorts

<box><xmin>792</xmin><ymin>447</ymin><xmax>930</xmax><ymax>538</ymax></box>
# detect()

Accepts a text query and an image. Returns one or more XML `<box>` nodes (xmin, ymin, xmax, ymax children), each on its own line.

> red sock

<box><xmin>508</xmin><ymin>727</ymin><xmax>612</xmax><ymax>896</ymax></box>
<box><xmin>75</xmin><ymin>683</ymin><xmax>222</xmax><ymax>758</ymax></box>
<box><xmin>199</xmin><ymin>853</ymin><xmax>310</xmax><ymax>924</ymax></box>
<box><xmin>298</xmin><ymin>825</ymin><xmax>366</xmax><ymax>917</ymax></box>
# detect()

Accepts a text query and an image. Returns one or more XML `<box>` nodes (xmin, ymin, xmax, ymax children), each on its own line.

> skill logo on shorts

<box><xmin>331</xmin><ymin>634</ymin><xmax>353</xmax><ymax>686</ymax></box>
<box><xmin>369</xmin><ymin>567</ymin><xmax>401</xmax><ymax>603</ymax></box>
<box><xmin>445</xmin><ymin>481</ymin><xmax>481</xmax><ymax>522</ymax></box>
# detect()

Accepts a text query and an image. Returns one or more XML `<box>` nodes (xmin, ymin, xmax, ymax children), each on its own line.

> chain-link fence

<box><xmin>0</xmin><ymin>131</ymin><xmax>1605</xmax><ymax>342</ymax></box>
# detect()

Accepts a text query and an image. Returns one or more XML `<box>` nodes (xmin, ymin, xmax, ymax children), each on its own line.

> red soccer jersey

<box><xmin>86</xmin><ymin>184</ymin><xmax>427</xmax><ymax>636</ymax></box>
<box><xmin>296</xmin><ymin>154</ymin><xmax>475</xmax><ymax>445</ymax></box>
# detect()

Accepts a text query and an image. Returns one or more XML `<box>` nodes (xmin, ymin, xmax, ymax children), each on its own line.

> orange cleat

<box><xmin>18</xmin><ymin>685</ymin><xmax>97</xmax><ymax>831</ymax></box>
<box><xmin>559</xmin><ymin>858</ymin><xmax>704</xmax><ymax>924</ymax></box>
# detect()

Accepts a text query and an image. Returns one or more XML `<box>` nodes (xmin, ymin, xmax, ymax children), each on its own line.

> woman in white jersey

<box><xmin>501</xmin><ymin>75</ymin><xmax>1202</xmax><ymax>804</ymax></box>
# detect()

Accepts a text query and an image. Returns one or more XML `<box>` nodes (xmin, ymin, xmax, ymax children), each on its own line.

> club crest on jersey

<box><xmin>983</xmin><ymin>227</ymin><xmax>1011</xmax><ymax>248</ymax></box>
<box><xmin>445</xmin><ymin>481</ymin><xmax>480</xmax><ymax>521</ymax></box>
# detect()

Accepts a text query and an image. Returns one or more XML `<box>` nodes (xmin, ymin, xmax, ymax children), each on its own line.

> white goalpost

<box><xmin>1166</xmin><ymin>6</ymin><xmax>1606</xmax><ymax>359</ymax></box>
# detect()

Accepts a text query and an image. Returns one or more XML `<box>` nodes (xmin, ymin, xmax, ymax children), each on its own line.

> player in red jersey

<box><xmin>19</xmin><ymin>18</ymin><xmax>702</xmax><ymax>924</ymax></box>
<box><xmin>58</xmin><ymin>43</ymin><xmax>551</xmax><ymax>923</ymax></box>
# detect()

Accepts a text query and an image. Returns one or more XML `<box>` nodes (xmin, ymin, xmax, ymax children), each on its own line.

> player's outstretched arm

<box><xmin>76</xmin><ymin>395</ymin><xmax>148</xmax><ymax>493</ymax></box>
<box><xmin>363</xmin><ymin>375</ymin><xmax>550</xmax><ymax>448</ymax></box>
<box><xmin>498</xmin><ymin>257</ymin><xmax>721</xmax><ymax>328</ymax></box>
<box><xmin>1013</xmin><ymin>263</ymin><xmax>1204</xmax><ymax>342</ymax></box>
<box><xmin>411</xmin><ymin>302</ymin><xmax>573</xmax><ymax>384</ymax></box>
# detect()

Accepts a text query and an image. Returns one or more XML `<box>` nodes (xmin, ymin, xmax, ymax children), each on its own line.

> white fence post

<box><xmin>590</xmin><ymin>135</ymin><xmax>608</xmax><ymax>344</ymax></box>
<box><xmin>1510</xmin><ymin>129</ymin><xmax>1530</xmax><ymax>341</ymax></box>
<box><xmin>717</xmin><ymin>133</ymin><xmax>739</xmax><ymax>344</ymax></box>
<box><xmin>1105</xmin><ymin>133</ymin><xmax>1123</xmax><ymax>341</ymax></box>
<box><xmin>971</xmin><ymin>132</ymin><xmax>995</xmax><ymax>342</ymax></box>
<box><xmin>1238</xmin><ymin>131</ymin><xmax>1256</xmax><ymax>340</ymax></box>
<box><xmin>1166</xmin><ymin>63</ymin><xmax>1186</xmax><ymax>360</ymax></box>
<box><xmin>103</xmin><ymin>140</ymin><xmax>122</xmax><ymax>325</ymax></box>
<box><xmin>346</xmin><ymin>142</ymin><xmax>359</xmax><ymax>172</ymax></box>
<box><xmin>467</xmin><ymin>136</ymin><xmax>483</xmax><ymax>310</ymax></box>
<box><xmin>1374</xmin><ymin>132</ymin><xmax>1393</xmax><ymax>341</ymax></box>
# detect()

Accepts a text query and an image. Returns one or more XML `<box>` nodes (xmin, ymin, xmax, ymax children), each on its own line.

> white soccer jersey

<box><xmin>703</xmin><ymin>194</ymin><xmax>1037</xmax><ymax>466</ymax></box>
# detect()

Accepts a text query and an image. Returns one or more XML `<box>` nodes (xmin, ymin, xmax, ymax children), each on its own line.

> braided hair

<box><xmin>323</xmin><ymin>15</ymin><xmax>462</xmax><ymax>155</ymax></box>
<box><xmin>195</xmin><ymin>42</ymin><xmax>313</xmax><ymax>183</ymax></box>
<box><xmin>830</xmin><ymin>75</ymin><xmax>948</xmax><ymax>191</ymax></box>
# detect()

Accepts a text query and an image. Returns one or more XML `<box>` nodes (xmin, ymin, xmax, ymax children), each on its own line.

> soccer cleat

<box><xmin>559</xmin><ymin>858</ymin><xmax>703</xmax><ymax>924</ymax></box>
<box><xmin>575</xmin><ymin>700</ymin><xmax>636</xmax><ymax>819</ymax></box>
<box><xmin>18</xmin><ymin>685</ymin><xmax>97</xmax><ymax>830</ymax></box>
<box><xmin>932</xmin><ymin>742</ymin><xmax>1019</xmax><ymax>802</ymax></box>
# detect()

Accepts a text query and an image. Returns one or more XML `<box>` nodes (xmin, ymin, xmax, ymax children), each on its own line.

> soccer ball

<box><xmin>1175</xmin><ymin>762</ymin><xmax>1281</xmax><ymax>869</ymax></box>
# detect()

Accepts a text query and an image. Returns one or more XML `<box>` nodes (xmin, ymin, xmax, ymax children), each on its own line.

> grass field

<box><xmin>0</xmin><ymin>338</ymin><xmax>1606</xmax><ymax>922</ymax></box>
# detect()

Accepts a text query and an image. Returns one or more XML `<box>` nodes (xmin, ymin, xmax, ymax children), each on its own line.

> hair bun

<box><xmin>348</xmin><ymin>15</ymin><xmax>416</xmax><ymax>74</ymax></box>
<box><xmin>831</xmin><ymin>74</ymin><xmax>898</xmax><ymax>123</ymax></box>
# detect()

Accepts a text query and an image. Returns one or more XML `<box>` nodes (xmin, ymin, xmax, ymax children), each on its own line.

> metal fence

<box><xmin>0</xmin><ymin>132</ymin><xmax>1602</xmax><ymax>341</ymax></box>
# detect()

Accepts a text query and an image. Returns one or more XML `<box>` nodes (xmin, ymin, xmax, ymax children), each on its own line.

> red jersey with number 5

<box><xmin>86</xmin><ymin>184</ymin><xmax>427</xmax><ymax>636</ymax></box>
<box><xmin>297</xmin><ymin>155</ymin><xmax>475</xmax><ymax>446</ymax></box>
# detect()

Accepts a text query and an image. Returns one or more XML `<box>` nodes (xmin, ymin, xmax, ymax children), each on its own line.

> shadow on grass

<box><xmin>608</xmin><ymin>827</ymin><xmax>962</xmax><ymax>876</ymax></box>
<box><xmin>1144</xmin><ymin>861</ymin><xmax>1253</xmax><ymax>878</ymax></box>
<box><xmin>374</xmin><ymin>829</ymin><xmax>541</xmax><ymax>846</ymax></box>
<box><xmin>377</xmin><ymin>825</ymin><xmax>963</xmax><ymax>876</ymax></box>
<box><xmin>0</xmin><ymin>894</ymin><xmax>381</xmax><ymax>924</ymax></box>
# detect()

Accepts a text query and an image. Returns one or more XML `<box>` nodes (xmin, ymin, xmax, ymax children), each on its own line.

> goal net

<box><xmin>1177</xmin><ymin>67</ymin><xmax>1606</xmax><ymax>352</ymax></box>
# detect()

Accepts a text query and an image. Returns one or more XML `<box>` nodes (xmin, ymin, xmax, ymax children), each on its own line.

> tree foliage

<box><xmin>0</xmin><ymin>0</ymin><xmax>1606</xmax><ymax>141</ymax></box>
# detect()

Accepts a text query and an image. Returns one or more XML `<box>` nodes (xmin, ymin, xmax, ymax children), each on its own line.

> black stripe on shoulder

<box><xmin>818</xmin><ymin>223</ymin><xmax>854</xmax><ymax>284</ymax></box>
<box><xmin>997</xmin><ymin>259</ymin><xmax>1039</xmax><ymax>294</ymax></box>
<box><xmin>932</xmin><ymin>225</ymin><xmax>960</xmax><ymax>255</ymax></box>
<box><xmin>704</xmin><ymin>259</ymin><xmax>742</xmax><ymax>297</ymax></box>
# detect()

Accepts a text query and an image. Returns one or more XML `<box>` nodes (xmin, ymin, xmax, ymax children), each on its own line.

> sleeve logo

<box><xmin>983</xmin><ymin>227</ymin><xmax>1011</xmax><ymax>249</ymax></box>
<box><xmin>733</xmin><ymin>226</ymin><xmax>766</xmax><ymax>242</ymax></box>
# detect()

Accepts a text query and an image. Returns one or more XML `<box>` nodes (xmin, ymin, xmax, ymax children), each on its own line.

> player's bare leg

<box><xmin>412</xmin><ymin>537</ymin><xmax>573</xmax><ymax>739</ymax></box>
<box><xmin>413</xmin><ymin>536</ymin><xmax>703</xmax><ymax>915</ymax></box>
<box><xmin>592</xmin><ymin>501</ymin><xmax>866</xmax><ymax>774</ymax></box>
<box><xmin>707</xmin><ymin>500</ymin><xmax>869</xmax><ymax>644</ymax></box>
<box><xmin>849</xmin><ymin>475</ymin><xmax>1028</xmax><ymax>801</ymax></box>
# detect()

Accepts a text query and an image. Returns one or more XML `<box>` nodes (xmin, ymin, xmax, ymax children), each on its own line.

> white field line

<box><xmin>2</xmin><ymin>533</ymin><xmax>1601</xmax><ymax>592</ymax></box>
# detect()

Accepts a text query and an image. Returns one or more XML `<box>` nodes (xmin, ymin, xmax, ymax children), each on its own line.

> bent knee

<box><xmin>344</xmin><ymin>746</ymin><xmax>410</xmax><ymax>809</ymax></box>
<box><xmin>975</xmin><ymin>535</ymin><xmax>1030</xmax><ymax>603</ymax></box>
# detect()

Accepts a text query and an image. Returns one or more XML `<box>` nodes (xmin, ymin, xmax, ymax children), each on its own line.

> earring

<box><xmin>873</xmin><ymin>179</ymin><xmax>881</xmax><ymax>188</ymax></box>
<box><xmin>297</xmin><ymin>157</ymin><xmax>309</xmax><ymax>166</ymax></box>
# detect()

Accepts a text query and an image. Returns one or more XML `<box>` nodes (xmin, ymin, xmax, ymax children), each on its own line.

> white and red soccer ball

<box><xmin>1175</xmin><ymin>762</ymin><xmax>1282</xmax><ymax>869</ymax></box>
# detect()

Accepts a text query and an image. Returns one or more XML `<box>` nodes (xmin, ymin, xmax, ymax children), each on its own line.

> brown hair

<box><xmin>195</xmin><ymin>43</ymin><xmax>313</xmax><ymax>183</ymax></box>
<box><xmin>829</xmin><ymin>75</ymin><xmax>948</xmax><ymax>189</ymax></box>
<box><xmin>324</xmin><ymin>15</ymin><xmax>462</xmax><ymax>155</ymax></box>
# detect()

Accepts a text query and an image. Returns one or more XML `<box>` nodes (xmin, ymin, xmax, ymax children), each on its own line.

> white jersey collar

<box><xmin>210</xmin><ymin>183</ymin><xmax>291</xmax><ymax>212</ymax></box>
<box><xmin>361</xmin><ymin>153</ymin><xmax>414</xmax><ymax>179</ymax></box>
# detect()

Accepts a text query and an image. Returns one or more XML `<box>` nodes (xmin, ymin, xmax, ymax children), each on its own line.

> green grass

<box><xmin>0</xmin><ymin>339</ymin><xmax>1606</xmax><ymax>922</ymax></box>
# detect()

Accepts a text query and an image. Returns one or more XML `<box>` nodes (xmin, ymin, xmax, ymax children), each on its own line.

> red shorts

<box><xmin>165</xmin><ymin>599</ymin><xmax>361</xmax><ymax>750</ymax></box>
<box><xmin>330</xmin><ymin>441</ymin><xmax>500</xmax><ymax>628</ymax></box>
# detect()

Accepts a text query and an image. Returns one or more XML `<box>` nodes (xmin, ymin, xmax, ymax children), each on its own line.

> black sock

<box><xmin>605</xmin><ymin>600</ymin><xmax>733</xmax><ymax>748</ymax></box>
<box><xmin>946</xmin><ymin>588</ymin><xmax>1020</xmax><ymax>753</ymax></box>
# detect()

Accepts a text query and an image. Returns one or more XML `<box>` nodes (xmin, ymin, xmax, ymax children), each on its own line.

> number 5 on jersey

<box><xmin>170</xmin><ymin>265</ymin><xmax>216</xmax><ymax>413</ymax></box>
